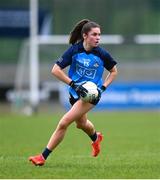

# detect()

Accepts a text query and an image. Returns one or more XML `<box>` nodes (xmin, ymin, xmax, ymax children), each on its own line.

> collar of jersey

<box><xmin>78</xmin><ymin>41</ymin><xmax>98</xmax><ymax>54</ymax></box>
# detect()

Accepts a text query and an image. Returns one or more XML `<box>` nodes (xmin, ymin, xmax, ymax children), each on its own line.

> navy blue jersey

<box><xmin>56</xmin><ymin>41</ymin><xmax>117</xmax><ymax>98</ymax></box>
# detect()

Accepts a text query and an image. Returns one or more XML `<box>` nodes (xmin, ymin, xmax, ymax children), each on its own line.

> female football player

<box><xmin>29</xmin><ymin>19</ymin><xmax>118</xmax><ymax>166</ymax></box>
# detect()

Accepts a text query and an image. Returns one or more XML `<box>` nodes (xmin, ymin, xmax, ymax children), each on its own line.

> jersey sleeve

<box><xmin>100</xmin><ymin>48</ymin><xmax>117</xmax><ymax>71</ymax></box>
<box><xmin>56</xmin><ymin>46</ymin><xmax>73</xmax><ymax>69</ymax></box>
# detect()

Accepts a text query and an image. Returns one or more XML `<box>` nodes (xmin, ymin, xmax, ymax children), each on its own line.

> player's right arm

<box><xmin>51</xmin><ymin>64</ymin><xmax>72</xmax><ymax>85</ymax></box>
<box><xmin>51</xmin><ymin>46</ymin><xmax>74</xmax><ymax>85</ymax></box>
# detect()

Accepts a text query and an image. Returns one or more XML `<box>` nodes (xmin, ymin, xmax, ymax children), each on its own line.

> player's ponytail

<box><xmin>69</xmin><ymin>19</ymin><xmax>90</xmax><ymax>45</ymax></box>
<box><xmin>69</xmin><ymin>19</ymin><xmax>100</xmax><ymax>45</ymax></box>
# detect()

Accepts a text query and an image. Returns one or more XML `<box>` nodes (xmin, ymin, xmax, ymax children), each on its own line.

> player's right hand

<box><xmin>69</xmin><ymin>80</ymin><xmax>88</xmax><ymax>97</ymax></box>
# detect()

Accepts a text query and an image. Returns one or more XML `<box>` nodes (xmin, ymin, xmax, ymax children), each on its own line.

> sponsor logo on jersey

<box><xmin>76</xmin><ymin>64</ymin><xmax>96</xmax><ymax>79</ymax></box>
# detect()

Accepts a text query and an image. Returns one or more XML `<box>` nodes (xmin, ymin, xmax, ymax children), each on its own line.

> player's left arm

<box><xmin>91</xmin><ymin>66</ymin><xmax>117</xmax><ymax>105</ymax></box>
<box><xmin>103</xmin><ymin>65</ymin><xmax>118</xmax><ymax>89</ymax></box>
<box><xmin>99</xmin><ymin>48</ymin><xmax>117</xmax><ymax>90</ymax></box>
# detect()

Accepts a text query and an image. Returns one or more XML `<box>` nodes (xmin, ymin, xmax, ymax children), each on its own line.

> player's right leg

<box><xmin>29</xmin><ymin>100</ymin><xmax>94</xmax><ymax>166</ymax></box>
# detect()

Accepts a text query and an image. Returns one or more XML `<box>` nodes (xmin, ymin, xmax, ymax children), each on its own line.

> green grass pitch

<box><xmin>0</xmin><ymin>111</ymin><xmax>160</xmax><ymax>178</ymax></box>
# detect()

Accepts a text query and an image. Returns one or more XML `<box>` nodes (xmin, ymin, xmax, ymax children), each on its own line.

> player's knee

<box><xmin>76</xmin><ymin>122</ymin><xmax>86</xmax><ymax>129</ymax></box>
<box><xmin>58</xmin><ymin>121</ymin><xmax>68</xmax><ymax>130</ymax></box>
<box><xmin>76</xmin><ymin>123</ymin><xmax>81</xmax><ymax>129</ymax></box>
<box><xmin>58</xmin><ymin>115</ymin><xmax>73</xmax><ymax>130</ymax></box>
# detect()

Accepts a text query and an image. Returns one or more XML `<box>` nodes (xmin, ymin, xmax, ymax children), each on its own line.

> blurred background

<box><xmin>0</xmin><ymin>0</ymin><xmax>160</xmax><ymax>115</ymax></box>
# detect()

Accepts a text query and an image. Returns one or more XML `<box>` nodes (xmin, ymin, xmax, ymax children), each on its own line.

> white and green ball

<box><xmin>80</xmin><ymin>81</ymin><xmax>98</xmax><ymax>103</ymax></box>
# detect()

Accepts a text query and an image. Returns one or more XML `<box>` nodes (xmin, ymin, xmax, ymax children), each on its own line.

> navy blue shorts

<box><xmin>69</xmin><ymin>94</ymin><xmax>79</xmax><ymax>106</ymax></box>
<box><xmin>69</xmin><ymin>93</ymin><xmax>98</xmax><ymax>106</ymax></box>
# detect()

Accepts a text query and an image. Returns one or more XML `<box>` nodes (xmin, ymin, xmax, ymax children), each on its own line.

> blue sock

<box><xmin>42</xmin><ymin>147</ymin><xmax>52</xmax><ymax>160</ymax></box>
<box><xmin>89</xmin><ymin>132</ymin><xmax>97</xmax><ymax>142</ymax></box>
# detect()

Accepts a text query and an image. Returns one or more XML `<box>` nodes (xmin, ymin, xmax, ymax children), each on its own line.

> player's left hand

<box><xmin>90</xmin><ymin>85</ymin><xmax>106</xmax><ymax>105</ymax></box>
<box><xmin>98</xmin><ymin>85</ymin><xmax>106</xmax><ymax>94</ymax></box>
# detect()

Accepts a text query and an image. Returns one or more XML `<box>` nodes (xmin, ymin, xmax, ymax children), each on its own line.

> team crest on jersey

<box><xmin>93</xmin><ymin>62</ymin><xmax>99</xmax><ymax>68</ymax></box>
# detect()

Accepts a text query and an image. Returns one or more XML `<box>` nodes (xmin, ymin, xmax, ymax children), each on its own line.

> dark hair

<box><xmin>69</xmin><ymin>19</ymin><xmax>100</xmax><ymax>45</ymax></box>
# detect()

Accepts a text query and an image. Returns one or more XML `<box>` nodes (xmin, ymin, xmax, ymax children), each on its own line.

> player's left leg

<box><xmin>75</xmin><ymin>115</ymin><xmax>103</xmax><ymax>157</ymax></box>
<box><xmin>75</xmin><ymin>114</ymin><xmax>95</xmax><ymax>135</ymax></box>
